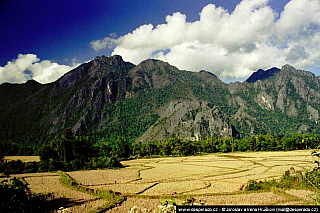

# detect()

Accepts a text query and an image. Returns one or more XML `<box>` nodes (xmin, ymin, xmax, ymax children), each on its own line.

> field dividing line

<box><xmin>142</xmin><ymin>169</ymin><xmax>250</xmax><ymax>184</ymax></box>
<box><xmin>206</xmin><ymin>166</ymin><xmax>276</xmax><ymax>182</ymax></box>
<box><xmin>217</xmin><ymin>154</ymin><xmax>268</xmax><ymax>168</ymax></box>
<box><xmin>128</xmin><ymin>188</ymin><xmax>260</xmax><ymax>199</ymax></box>
<box><xmin>298</xmin><ymin>165</ymin><xmax>314</xmax><ymax>171</ymax></box>
<box><xmin>179</xmin><ymin>163</ymin><xmax>244</xmax><ymax>171</ymax></box>
<box><xmin>202</xmin><ymin>167</ymin><xmax>255</xmax><ymax>179</ymax></box>
<box><xmin>133</xmin><ymin>166</ymin><xmax>256</xmax><ymax>183</ymax></box>
<box><xmin>133</xmin><ymin>176</ymin><xmax>202</xmax><ymax>184</ymax></box>
<box><xmin>260</xmin><ymin>166</ymin><xmax>274</xmax><ymax>174</ymax></box>
<box><xmin>6</xmin><ymin>174</ymin><xmax>59</xmax><ymax>179</ymax></box>
<box><xmin>135</xmin><ymin>182</ymin><xmax>159</xmax><ymax>195</ymax></box>
<box><xmin>135</xmin><ymin>180</ymin><xmax>212</xmax><ymax>196</ymax></box>
<box><xmin>265</xmin><ymin>159</ymin><xmax>313</xmax><ymax>162</ymax></box>
<box><xmin>179</xmin><ymin>181</ymin><xmax>211</xmax><ymax>195</ymax></box>
<box><xmin>127</xmin><ymin>164</ymin><xmax>155</xmax><ymax>184</ymax></box>
<box><xmin>247</xmin><ymin>159</ymin><xmax>267</xmax><ymax>167</ymax></box>
<box><xmin>81</xmin><ymin>177</ymin><xmax>142</xmax><ymax>187</ymax></box>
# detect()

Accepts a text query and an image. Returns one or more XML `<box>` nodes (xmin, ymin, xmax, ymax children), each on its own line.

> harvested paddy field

<box><xmin>68</xmin><ymin>169</ymin><xmax>140</xmax><ymax>185</ymax></box>
<box><xmin>4</xmin><ymin>156</ymin><xmax>40</xmax><ymax>162</ymax></box>
<box><xmin>2</xmin><ymin>173</ymin><xmax>109</xmax><ymax>212</ymax></box>
<box><xmin>2</xmin><ymin>150</ymin><xmax>317</xmax><ymax>212</ymax></box>
<box><xmin>77</xmin><ymin>150</ymin><xmax>316</xmax><ymax>207</ymax></box>
<box><xmin>24</xmin><ymin>173</ymin><xmax>108</xmax><ymax>213</ymax></box>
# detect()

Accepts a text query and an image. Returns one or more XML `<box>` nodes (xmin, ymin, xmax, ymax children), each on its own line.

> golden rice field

<box><xmin>0</xmin><ymin>173</ymin><xmax>108</xmax><ymax>213</ymax></box>
<box><xmin>4</xmin><ymin>155</ymin><xmax>40</xmax><ymax>162</ymax></box>
<box><xmin>25</xmin><ymin>175</ymin><xmax>108</xmax><ymax>213</ymax></box>
<box><xmin>68</xmin><ymin>169</ymin><xmax>140</xmax><ymax>185</ymax></box>
<box><xmin>1</xmin><ymin>150</ymin><xmax>318</xmax><ymax>212</ymax></box>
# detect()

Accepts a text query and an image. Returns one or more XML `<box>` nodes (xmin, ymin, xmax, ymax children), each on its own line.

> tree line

<box><xmin>1</xmin><ymin>131</ymin><xmax>320</xmax><ymax>174</ymax></box>
<box><xmin>130</xmin><ymin>133</ymin><xmax>320</xmax><ymax>157</ymax></box>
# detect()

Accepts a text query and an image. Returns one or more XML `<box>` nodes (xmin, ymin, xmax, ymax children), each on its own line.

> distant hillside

<box><xmin>1</xmin><ymin>55</ymin><xmax>320</xmax><ymax>149</ymax></box>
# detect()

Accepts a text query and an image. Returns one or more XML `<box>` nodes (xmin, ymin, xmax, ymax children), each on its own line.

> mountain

<box><xmin>246</xmin><ymin>67</ymin><xmax>280</xmax><ymax>83</ymax></box>
<box><xmin>229</xmin><ymin>64</ymin><xmax>320</xmax><ymax>135</ymax></box>
<box><xmin>1</xmin><ymin>56</ymin><xmax>320</xmax><ymax>150</ymax></box>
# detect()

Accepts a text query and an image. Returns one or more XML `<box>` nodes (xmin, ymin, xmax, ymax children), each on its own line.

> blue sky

<box><xmin>1</xmin><ymin>0</ymin><xmax>319</xmax><ymax>84</ymax></box>
<box><xmin>0</xmin><ymin>0</ymin><xmax>240</xmax><ymax>65</ymax></box>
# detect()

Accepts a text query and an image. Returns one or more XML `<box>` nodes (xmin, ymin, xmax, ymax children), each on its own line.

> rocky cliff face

<box><xmin>47</xmin><ymin>55</ymin><xmax>135</xmax><ymax>135</ymax></box>
<box><xmin>139</xmin><ymin>100</ymin><xmax>238</xmax><ymax>143</ymax></box>
<box><xmin>227</xmin><ymin>64</ymin><xmax>320</xmax><ymax>135</ymax></box>
<box><xmin>129</xmin><ymin>59</ymin><xmax>180</xmax><ymax>91</ymax></box>
<box><xmin>1</xmin><ymin>55</ymin><xmax>320</xmax><ymax>145</ymax></box>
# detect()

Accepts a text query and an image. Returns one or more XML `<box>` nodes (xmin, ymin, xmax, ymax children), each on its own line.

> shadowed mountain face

<box><xmin>1</xmin><ymin>56</ymin><xmax>319</xmax><ymax>146</ymax></box>
<box><xmin>246</xmin><ymin>67</ymin><xmax>280</xmax><ymax>83</ymax></box>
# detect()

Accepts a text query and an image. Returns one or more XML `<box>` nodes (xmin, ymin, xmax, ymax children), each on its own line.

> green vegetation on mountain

<box><xmin>1</xmin><ymin>56</ymin><xmax>320</xmax><ymax>155</ymax></box>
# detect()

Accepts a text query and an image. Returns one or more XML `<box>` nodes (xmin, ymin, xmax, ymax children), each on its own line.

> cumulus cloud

<box><xmin>91</xmin><ymin>0</ymin><xmax>320</xmax><ymax>81</ymax></box>
<box><xmin>0</xmin><ymin>54</ymin><xmax>79</xmax><ymax>84</ymax></box>
<box><xmin>90</xmin><ymin>33</ymin><xmax>120</xmax><ymax>51</ymax></box>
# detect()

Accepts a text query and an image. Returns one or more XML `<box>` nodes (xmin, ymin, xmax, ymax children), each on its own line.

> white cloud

<box><xmin>0</xmin><ymin>54</ymin><xmax>79</xmax><ymax>84</ymax></box>
<box><xmin>91</xmin><ymin>0</ymin><xmax>320</xmax><ymax>80</ymax></box>
<box><xmin>91</xmin><ymin>37</ymin><xmax>119</xmax><ymax>51</ymax></box>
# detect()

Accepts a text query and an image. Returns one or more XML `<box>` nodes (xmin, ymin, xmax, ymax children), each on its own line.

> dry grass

<box><xmin>140</xmin><ymin>180</ymin><xmax>207</xmax><ymax>195</ymax></box>
<box><xmin>0</xmin><ymin>172</ymin><xmax>59</xmax><ymax>182</ymax></box>
<box><xmin>187</xmin><ymin>181</ymin><xmax>241</xmax><ymax>194</ymax></box>
<box><xmin>122</xmin><ymin>158</ymin><xmax>156</xmax><ymax>166</ymax></box>
<box><xmin>67</xmin><ymin>169</ymin><xmax>139</xmax><ymax>186</ymax></box>
<box><xmin>112</xmin><ymin>150</ymin><xmax>315</xmax><ymax>196</ymax></box>
<box><xmin>265</xmin><ymin>165</ymin><xmax>303</xmax><ymax>174</ymax></box>
<box><xmin>138</xmin><ymin>163</ymin><xmax>228</xmax><ymax>183</ymax></box>
<box><xmin>220</xmin><ymin>150</ymin><xmax>311</xmax><ymax>158</ymax></box>
<box><xmin>204</xmin><ymin>166</ymin><xmax>268</xmax><ymax>183</ymax></box>
<box><xmin>285</xmin><ymin>189</ymin><xmax>316</xmax><ymax>204</ymax></box>
<box><xmin>278</xmin><ymin>201</ymin><xmax>312</xmax><ymax>205</ymax></box>
<box><xmin>3</xmin><ymin>156</ymin><xmax>40</xmax><ymax>162</ymax></box>
<box><xmin>180</xmin><ymin>160</ymin><xmax>252</xmax><ymax>170</ymax></box>
<box><xmin>197</xmin><ymin>192</ymin><xmax>287</xmax><ymax>205</ymax></box>
<box><xmin>89</xmin><ymin>183</ymin><xmax>154</xmax><ymax>194</ymax></box>
<box><xmin>109</xmin><ymin>197</ymin><xmax>163</xmax><ymax>213</ymax></box>
<box><xmin>2</xmin><ymin>150</ymin><xmax>315</xmax><ymax>211</ymax></box>
<box><xmin>109</xmin><ymin>192</ymin><xmax>287</xmax><ymax>211</ymax></box>
<box><xmin>61</xmin><ymin>199</ymin><xmax>109</xmax><ymax>213</ymax></box>
<box><xmin>9</xmin><ymin>172</ymin><xmax>59</xmax><ymax>178</ymax></box>
<box><xmin>24</xmin><ymin>175</ymin><xmax>108</xmax><ymax>212</ymax></box>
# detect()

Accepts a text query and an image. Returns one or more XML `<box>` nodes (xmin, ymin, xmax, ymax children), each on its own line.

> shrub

<box><xmin>182</xmin><ymin>198</ymin><xmax>207</xmax><ymax>205</ymax></box>
<box><xmin>0</xmin><ymin>177</ymin><xmax>54</xmax><ymax>212</ymax></box>
<box><xmin>245</xmin><ymin>180</ymin><xmax>261</xmax><ymax>191</ymax></box>
<box><xmin>0</xmin><ymin>160</ymin><xmax>40</xmax><ymax>175</ymax></box>
<box><xmin>25</xmin><ymin>161</ymin><xmax>39</xmax><ymax>173</ymax></box>
<box><xmin>107</xmin><ymin>156</ymin><xmax>122</xmax><ymax>168</ymax></box>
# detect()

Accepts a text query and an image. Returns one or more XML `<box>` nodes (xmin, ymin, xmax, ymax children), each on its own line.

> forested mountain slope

<box><xmin>1</xmin><ymin>55</ymin><xmax>319</xmax><ymax>148</ymax></box>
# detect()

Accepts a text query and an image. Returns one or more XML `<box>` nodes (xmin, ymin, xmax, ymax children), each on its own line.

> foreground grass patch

<box><xmin>58</xmin><ymin>171</ymin><xmax>126</xmax><ymax>213</ymax></box>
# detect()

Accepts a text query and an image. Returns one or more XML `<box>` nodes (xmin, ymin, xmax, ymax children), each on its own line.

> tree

<box><xmin>162</xmin><ymin>138</ymin><xmax>174</xmax><ymax>156</ymax></box>
<box><xmin>220</xmin><ymin>138</ymin><xmax>231</xmax><ymax>153</ymax></box>
<box><xmin>112</xmin><ymin>137</ymin><xmax>131</xmax><ymax>158</ymax></box>
<box><xmin>0</xmin><ymin>148</ymin><xmax>3</xmax><ymax>162</ymax></box>
<box><xmin>39</xmin><ymin>128</ymin><xmax>97</xmax><ymax>171</ymax></box>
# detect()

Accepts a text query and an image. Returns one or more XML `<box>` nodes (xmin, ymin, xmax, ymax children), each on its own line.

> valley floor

<box><xmin>1</xmin><ymin>150</ymin><xmax>318</xmax><ymax>212</ymax></box>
